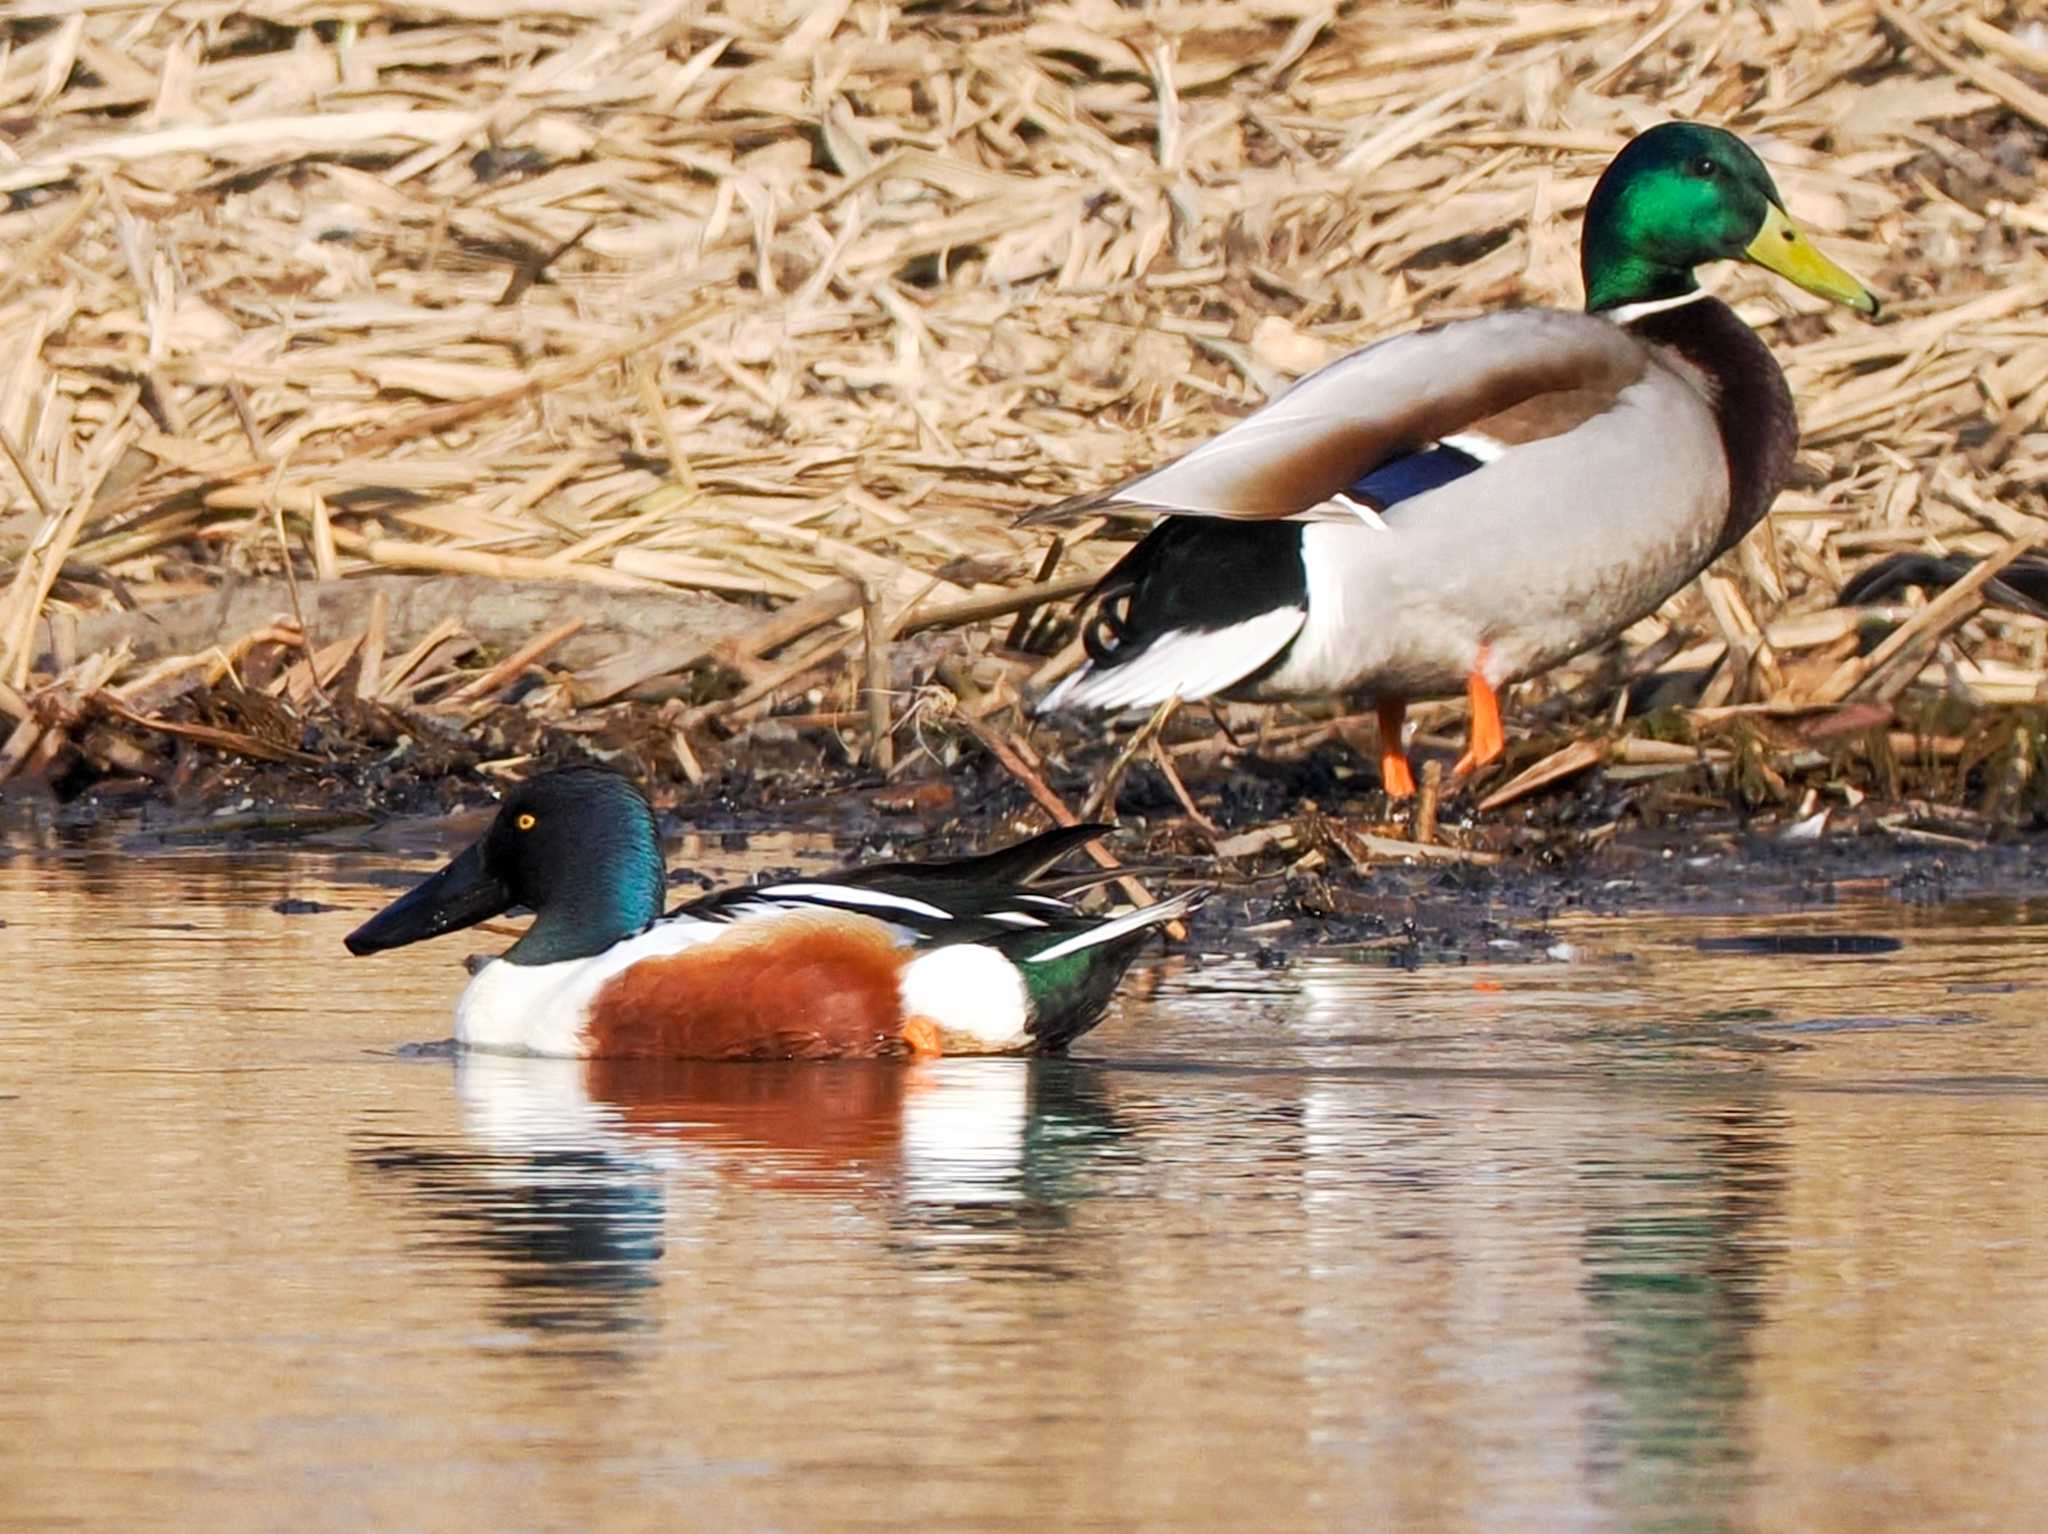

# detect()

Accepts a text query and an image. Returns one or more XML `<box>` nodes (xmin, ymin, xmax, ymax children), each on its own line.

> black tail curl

<box><xmin>1068</xmin><ymin>518</ymin><xmax>1311</xmax><ymax>670</ymax></box>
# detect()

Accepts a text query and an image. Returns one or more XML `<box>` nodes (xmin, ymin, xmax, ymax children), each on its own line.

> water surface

<box><xmin>5</xmin><ymin>828</ymin><xmax>2047</xmax><ymax>1531</ymax></box>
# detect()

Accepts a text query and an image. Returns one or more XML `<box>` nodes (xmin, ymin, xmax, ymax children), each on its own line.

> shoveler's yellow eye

<box><xmin>515</xmin><ymin>812</ymin><xmax>537</xmax><ymax>831</ymax></box>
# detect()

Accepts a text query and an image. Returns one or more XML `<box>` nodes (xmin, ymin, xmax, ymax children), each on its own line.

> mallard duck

<box><xmin>1035</xmin><ymin>122</ymin><xmax>1880</xmax><ymax>796</ymax></box>
<box><xmin>344</xmin><ymin>767</ymin><xmax>1202</xmax><ymax>1059</ymax></box>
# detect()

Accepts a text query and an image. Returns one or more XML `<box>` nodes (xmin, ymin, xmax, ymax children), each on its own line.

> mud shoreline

<box><xmin>6</xmin><ymin>724</ymin><xmax>2042</xmax><ymax>970</ymax></box>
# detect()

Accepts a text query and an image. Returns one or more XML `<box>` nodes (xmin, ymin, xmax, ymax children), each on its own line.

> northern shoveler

<box><xmin>345</xmin><ymin>767</ymin><xmax>1203</xmax><ymax>1059</ymax></box>
<box><xmin>1035</xmin><ymin>122</ymin><xmax>1880</xmax><ymax>796</ymax></box>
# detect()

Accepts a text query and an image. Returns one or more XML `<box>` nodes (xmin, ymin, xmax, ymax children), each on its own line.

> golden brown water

<box><xmin>6</xmin><ymin>824</ymin><xmax>2048</xmax><ymax>1531</ymax></box>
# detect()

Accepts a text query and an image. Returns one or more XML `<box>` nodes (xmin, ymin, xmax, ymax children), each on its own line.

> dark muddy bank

<box><xmin>7</xmin><ymin>705</ymin><xmax>2046</xmax><ymax>971</ymax></box>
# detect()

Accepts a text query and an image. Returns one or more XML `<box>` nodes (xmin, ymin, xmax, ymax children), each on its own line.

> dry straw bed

<box><xmin>0</xmin><ymin>0</ymin><xmax>2046</xmax><ymax>851</ymax></box>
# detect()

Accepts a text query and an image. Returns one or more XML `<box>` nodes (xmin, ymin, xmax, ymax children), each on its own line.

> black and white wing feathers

<box><xmin>672</xmin><ymin>823</ymin><xmax>1117</xmax><ymax>944</ymax></box>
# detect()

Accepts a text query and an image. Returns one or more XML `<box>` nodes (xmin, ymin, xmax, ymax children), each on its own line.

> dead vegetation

<box><xmin>1</xmin><ymin>1</ymin><xmax>2047</xmax><ymax>864</ymax></box>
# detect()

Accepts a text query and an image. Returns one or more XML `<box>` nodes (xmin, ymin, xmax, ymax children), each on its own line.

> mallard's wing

<box><xmin>1037</xmin><ymin>308</ymin><xmax>1738</xmax><ymax>714</ymax></box>
<box><xmin>1030</xmin><ymin>308</ymin><xmax>1652</xmax><ymax>527</ymax></box>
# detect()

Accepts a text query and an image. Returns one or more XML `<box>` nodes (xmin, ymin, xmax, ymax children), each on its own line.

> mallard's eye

<box><xmin>1693</xmin><ymin>157</ymin><xmax>1718</xmax><ymax>178</ymax></box>
<box><xmin>515</xmin><ymin>813</ymin><xmax>537</xmax><ymax>831</ymax></box>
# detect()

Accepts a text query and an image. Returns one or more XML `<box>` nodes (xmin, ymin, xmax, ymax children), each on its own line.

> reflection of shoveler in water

<box><xmin>448</xmin><ymin>1052</ymin><xmax>1103</xmax><ymax>1205</ymax></box>
<box><xmin>345</xmin><ymin>767</ymin><xmax>1204</xmax><ymax>1060</ymax></box>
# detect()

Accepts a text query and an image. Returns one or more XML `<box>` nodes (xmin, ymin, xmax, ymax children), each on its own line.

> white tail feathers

<box><xmin>1024</xmin><ymin>887</ymin><xmax>1208</xmax><ymax>965</ymax></box>
<box><xmin>1035</xmin><ymin>610</ymin><xmax>1305</xmax><ymax>714</ymax></box>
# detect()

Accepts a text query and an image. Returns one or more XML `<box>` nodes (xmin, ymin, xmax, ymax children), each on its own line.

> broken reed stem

<box><xmin>1412</xmin><ymin>759</ymin><xmax>1443</xmax><ymax>844</ymax></box>
<box><xmin>95</xmin><ymin>695</ymin><xmax>322</xmax><ymax>764</ymax></box>
<box><xmin>362</xmin><ymin>539</ymin><xmax>652</xmax><ymax>590</ymax></box>
<box><xmin>0</xmin><ymin>714</ymin><xmax>44</xmax><ymax>784</ymax></box>
<box><xmin>685</xmin><ymin>628</ymin><xmax>856</xmax><ymax>728</ymax></box>
<box><xmin>861</xmin><ymin>582</ymin><xmax>894</xmax><ymax>772</ymax></box>
<box><xmin>1080</xmin><ymin>693</ymin><xmax>1179</xmax><ymax>822</ymax></box>
<box><xmin>570</xmin><ymin>577</ymin><xmax>866</xmax><ymax>708</ymax></box>
<box><xmin>3</xmin><ymin>497</ymin><xmax>92</xmax><ymax>690</ymax></box>
<box><xmin>1477</xmin><ymin>737</ymin><xmax>1607</xmax><ymax>812</ymax></box>
<box><xmin>665</xmin><ymin>704</ymin><xmax>707</xmax><ymax>786</ymax></box>
<box><xmin>0</xmin><ymin>424</ymin><xmax>56</xmax><ymax>519</ymax></box>
<box><xmin>356</xmin><ymin>590</ymin><xmax>388</xmax><ymax>701</ymax></box>
<box><xmin>894</xmin><ymin>573</ymin><xmax>1100</xmax><ymax>639</ymax></box>
<box><xmin>376</xmin><ymin>616</ymin><xmax>463</xmax><ymax>701</ymax></box>
<box><xmin>270</xmin><ymin>497</ymin><xmax>329</xmax><ymax>711</ymax></box>
<box><xmin>1147</xmin><ymin>735</ymin><xmax>1218</xmax><ymax>834</ymax></box>
<box><xmin>339</xmin><ymin>297</ymin><xmax>724</xmax><ymax>463</ymax></box>
<box><xmin>1005</xmin><ymin>538</ymin><xmax>1066</xmax><ymax>650</ymax></box>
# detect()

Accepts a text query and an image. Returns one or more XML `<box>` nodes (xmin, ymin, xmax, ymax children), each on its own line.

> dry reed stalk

<box><xmin>0</xmin><ymin>1</ymin><xmax>2040</xmax><ymax>808</ymax></box>
<box><xmin>1477</xmin><ymin>738</ymin><xmax>1608</xmax><ymax>813</ymax></box>
<box><xmin>95</xmin><ymin>696</ymin><xmax>321</xmax><ymax>766</ymax></box>
<box><xmin>896</xmin><ymin>574</ymin><xmax>1101</xmax><ymax>639</ymax></box>
<box><xmin>1079</xmin><ymin>695</ymin><xmax>1180</xmax><ymax>823</ymax></box>
<box><xmin>356</xmin><ymin>590</ymin><xmax>389</xmax><ymax>702</ymax></box>
<box><xmin>1147</xmin><ymin>735</ymin><xmax>1218</xmax><ymax>835</ymax></box>
<box><xmin>1411</xmin><ymin>758</ymin><xmax>1444</xmax><ymax>843</ymax></box>
<box><xmin>443</xmin><ymin>618</ymin><xmax>586</xmax><ymax>708</ymax></box>
<box><xmin>376</xmin><ymin>617</ymin><xmax>465</xmax><ymax>701</ymax></box>
<box><xmin>680</xmin><ymin>628</ymin><xmax>857</xmax><ymax>730</ymax></box>
<box><xmin>274</xmin><ymin>630</ymin><xmax>362</xmax><ymax>710</ymax></box>
<box><xmin>1322</xmin><ymin>818</ymin><xmax>1502</xmax><ymax>867</ymax></box>
<box><xmin>574</xmin><ymin>575</ymin><xmax>864</xmax><ymax>706</ymax></box>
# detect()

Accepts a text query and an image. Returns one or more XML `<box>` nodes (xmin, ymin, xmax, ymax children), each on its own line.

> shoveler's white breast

<box><xmin>896</xmin><ymin>943</ymin><xmax>1032</xmax><ymax>1054</ymax></box>
<box><xmin>454</xmin><ymin>916</ymin><xmax>728</xmax><ymax>1057</ymax></box>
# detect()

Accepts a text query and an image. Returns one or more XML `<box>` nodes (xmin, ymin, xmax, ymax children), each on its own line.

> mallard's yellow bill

<box><xmin>1745</xmin><ymin>203</ymin><xmax>1880</xmax><ymax>316</ymax></box>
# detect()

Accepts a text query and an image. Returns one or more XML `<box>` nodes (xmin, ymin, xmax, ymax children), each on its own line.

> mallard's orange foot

<box><xmin>899</xmin><ymin>1016</ymin><xmax>943</xmax><ymax>1059</ymax></box>
<box><xmin>1452</xmin><ymin>670</ymin><xmax>1506</xmax><ymax>779</ymax></box>
<box><xmin>1377</xmin><ymin>699</ymin><xmax>1417</xmax><ymax>798</ymax></box>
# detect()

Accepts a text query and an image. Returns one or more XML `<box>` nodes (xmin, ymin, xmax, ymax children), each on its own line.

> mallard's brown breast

<box><xmin>1626</xmin><ymin>296</ymin><xmax>1798</xmax><ymax>559</ymax></box>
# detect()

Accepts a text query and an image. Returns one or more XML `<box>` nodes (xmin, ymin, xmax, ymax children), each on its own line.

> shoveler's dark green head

<box><xmin>1582</xmin><ymin>122</ymin><xmax>1879</xmax><ymax>317</ymax></box>
<box><xmin>345</xmin><ymin>767</ymin><xmax>666</xmax><ymax>966</ymax></box>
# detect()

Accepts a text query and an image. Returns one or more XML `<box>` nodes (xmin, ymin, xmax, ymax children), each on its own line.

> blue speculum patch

<box><xmin>1349</xmin><ymin>440</ymin><xmax>1485</xmax><ymax>509</ymax></box>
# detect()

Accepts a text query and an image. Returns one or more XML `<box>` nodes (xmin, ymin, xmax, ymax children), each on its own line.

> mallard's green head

<box><xmin>345</xmin><ymin>767</ymin><xmax>667</xmax><ymax>966</ymax></box>
<box><xmin>1582</xmin><ymin>122</ymin><xmax>1878</xmax><ymax>317</ymax></box>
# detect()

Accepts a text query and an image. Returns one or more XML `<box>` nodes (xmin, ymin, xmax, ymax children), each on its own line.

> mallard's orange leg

<box><xmin>1453</xmin><ymin>669</ymin><xmax>1506</xmax><ymax>778</ymax></box>
<box><xmin>900</xmin><ymin>1016</ymin><xmax>943</xmax><ymax>1059</ymax></box>
<box><xmin>1376</xmin><ymin>698</ymin><xmax>1417</xmax><ymax>799</ymax></box>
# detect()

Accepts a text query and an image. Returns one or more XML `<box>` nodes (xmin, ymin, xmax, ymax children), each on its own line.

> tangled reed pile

<box><xmin>1</xmin><ymin>1</ymin><xmax>2046</xmax><ymax>855</ymax></box>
